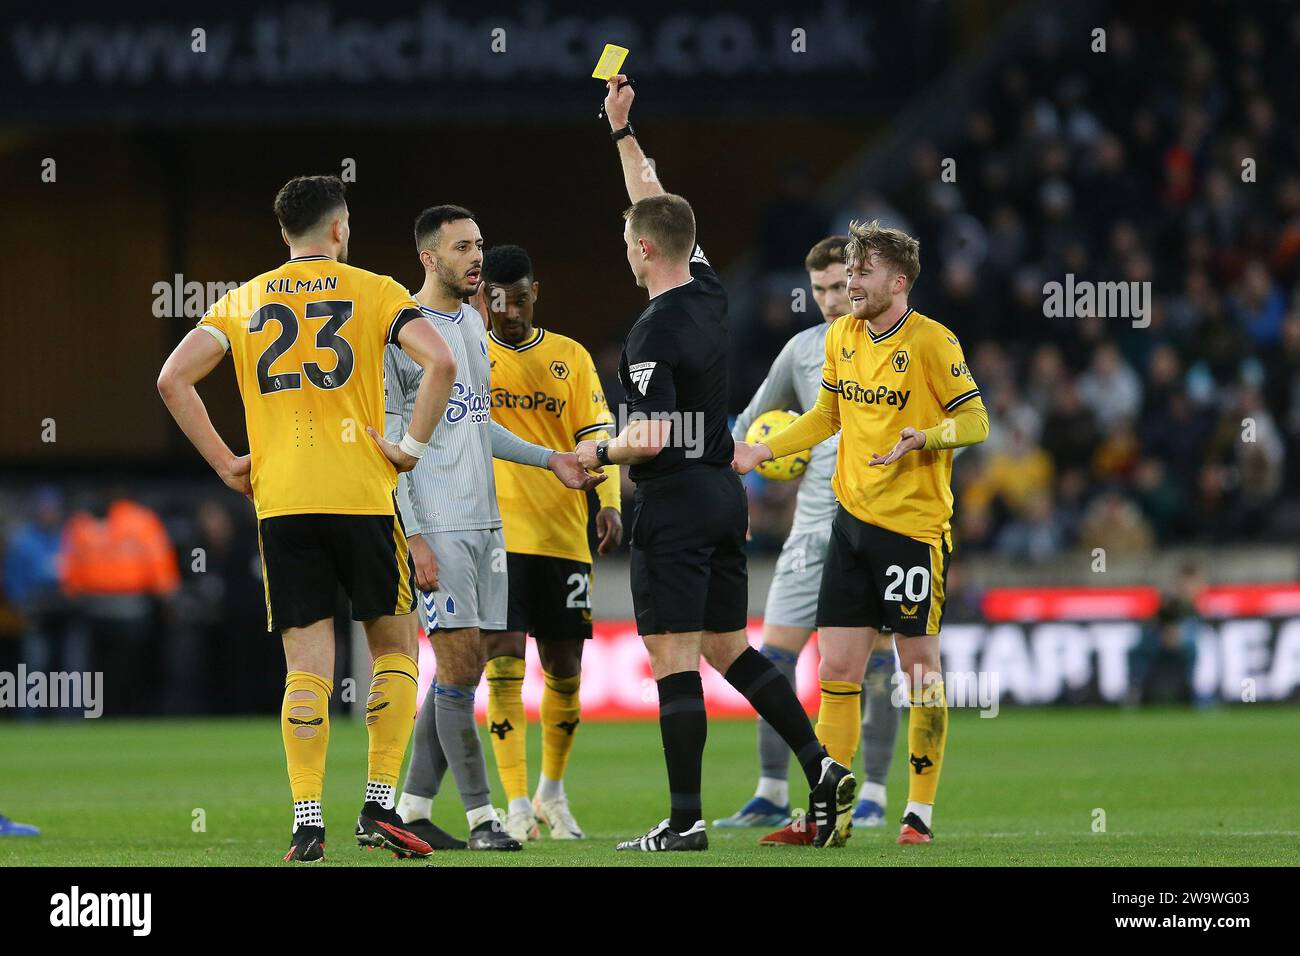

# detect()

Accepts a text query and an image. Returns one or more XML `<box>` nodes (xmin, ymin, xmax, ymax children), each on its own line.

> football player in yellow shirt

<box><xmin>157</xmin><ymin>175</ymin><xmax>457</xmax><ymax>862</ymax></box>
<box><xmin>734</xmin><ymin>220</ymin><xmax>989</xmax><ymax>845</ymax></box>
<box><xmin>474</xmin><ymin>244</ymin><xmax>623</xmax><ymax>842</ymax></box>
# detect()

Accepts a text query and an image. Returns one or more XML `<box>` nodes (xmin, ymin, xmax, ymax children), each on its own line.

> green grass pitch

<box><xmin>1</xmin><ymin>706</ymin><xmax>1296</xmax><ymax>866</ymax></box>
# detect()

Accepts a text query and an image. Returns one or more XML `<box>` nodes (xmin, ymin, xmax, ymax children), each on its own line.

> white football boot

<box><xmin>533</xmin><ymin>793</ymin><xmax>586</xmax><ymax>840</ymax></box>
<box><xmin>502</xmin><ymin>802</ymin><xmax>540</xmax><ymax>842</ymax></box>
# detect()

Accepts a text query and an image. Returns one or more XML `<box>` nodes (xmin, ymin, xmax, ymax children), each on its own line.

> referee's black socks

<box><xmin>725</xmin><ymin>647</ymin><xmax>827</xmax><ymax>788</ymax></box>
<box><xmin>656</xmin><ymin>671</ymin><xmax>707</xmax><ymax>832</ymax></box>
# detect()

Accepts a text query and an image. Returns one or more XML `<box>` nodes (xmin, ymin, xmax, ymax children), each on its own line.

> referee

<box><xmin>575</xmin><ymin>77</ymin><xmax>856</xmax><ymax>852</ymax></box>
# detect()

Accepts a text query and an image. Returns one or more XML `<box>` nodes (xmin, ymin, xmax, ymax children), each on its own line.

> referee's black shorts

<box><xmin>257</xmin><ymin>511</ymin><xmax>416</xmax><ymax>632</ymax></box>
<box><xmin>628</xmin><ymin>464</ymin><xmax>748</xmax><ymax>636</ymax></box>
<box><xmin>815</xmin><ymin>505</ymin><xmax>949</xmax><ymax>637</ymax></box>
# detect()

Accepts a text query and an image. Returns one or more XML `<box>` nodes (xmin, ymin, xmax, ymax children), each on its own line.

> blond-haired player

<box><xmin>715</xmin><ymin>236</ymin><xmax>903</xmax><ymax>843</ymax></box>
<box><xmin>734</xmin><ymin>220</ymin><xmax>989</xmax><ymax>845</ymax></box>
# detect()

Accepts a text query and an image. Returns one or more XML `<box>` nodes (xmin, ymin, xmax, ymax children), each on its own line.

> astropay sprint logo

<box><xmin>50</xmin><ymin>886</ymin><xmax>151</xmax><ymax>936</ymax></box>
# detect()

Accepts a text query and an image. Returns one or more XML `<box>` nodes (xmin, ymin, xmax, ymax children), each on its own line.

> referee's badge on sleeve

<box><xmin>628</xmin><ymin>361</ymin><xmax>656</xmax><ymax>395</ymax></box>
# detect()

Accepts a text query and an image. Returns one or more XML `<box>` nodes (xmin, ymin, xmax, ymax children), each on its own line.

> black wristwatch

<box><xmin>595</xmin><ymin>439</ymin><xmax>612</xmax><ymax>466</ymax></box>
<box><xmin>610</xmin><ymin>123</ymin><xmax>635</xmax><ymax>142</ymax></box>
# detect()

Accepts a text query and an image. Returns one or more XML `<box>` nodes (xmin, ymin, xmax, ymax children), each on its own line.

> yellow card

<box><xmin>592</xmin><ymin>44</ymin><xmax>629</xmax><ymax>80</ymax></box>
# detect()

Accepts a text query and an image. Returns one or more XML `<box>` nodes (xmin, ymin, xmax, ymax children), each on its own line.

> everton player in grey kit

<box><xmin>386</xmin><ymin>205</ymin><xmax>602</xmax><ymax>850</ymax></box>
<box><xmin>574</xmin><ymin>77</ymin><xmax>856</xmax><ymax>851</ymax></box>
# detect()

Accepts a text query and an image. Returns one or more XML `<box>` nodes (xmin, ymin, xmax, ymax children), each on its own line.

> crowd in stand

<box><xmin>736</xmin><ymin>7</ymin><xmax>1300</xmax><ymax>559</ymax></box>
<box><xmin>0</xmin><ymin>472</ymin><xmax>1205</xmax><ymax>719</ymax></box>
<box><xmin>0</xmin><ymin>487</ymin><xmax>282</xmax><ymax>717</ymax></box>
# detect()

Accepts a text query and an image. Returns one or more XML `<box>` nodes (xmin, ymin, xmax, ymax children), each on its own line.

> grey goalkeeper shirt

<box><xmin>385</xmin><ymin>302</ymin><xmax>553</xmax><ymax>535</ymax></box>
<box><xmin>732</xmin><ymin>321</ymin><xmax>840</xmax><ymax>537</ymax></box>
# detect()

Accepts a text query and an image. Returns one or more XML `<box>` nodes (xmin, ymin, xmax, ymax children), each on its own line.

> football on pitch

<box><xmin>745</xmin><ymin>409</ymin><xmax>812</xmax><ymax>481</ymax></box>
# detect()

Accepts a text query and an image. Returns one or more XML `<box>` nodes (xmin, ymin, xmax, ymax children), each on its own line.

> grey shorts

<box><xmin>419</xmin><ymin>527</ymin><xmax>507</xmax><ymax>633</ymax></box>
<box><xmin>763</xmin><ymin>529</ymin><xmax>832</xmax><ymax>630</ymax></box>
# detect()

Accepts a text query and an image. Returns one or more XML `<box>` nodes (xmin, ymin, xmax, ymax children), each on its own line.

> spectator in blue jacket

<box><xmin>3</xmin><ymin>486</ymin><xmax>86</xmax><ymax>710</ymax></box>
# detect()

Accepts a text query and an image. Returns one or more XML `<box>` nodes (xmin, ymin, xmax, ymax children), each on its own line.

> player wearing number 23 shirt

<box><xmin>159</xmin><ymin>175</ymin><xmax>458</xmax><ymax>865</ymax></box>
<box><xmin>186</xmin><ymin>180</ymin><xmax>453</xmax><ymax>637</ymax></box>
<box><xmin>198</xmin><ymin>256</ymin><xmax>421</xmax><ymax>521</ymax></box>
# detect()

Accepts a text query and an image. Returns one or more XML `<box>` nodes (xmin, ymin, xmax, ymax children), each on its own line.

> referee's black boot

<box><xmin>615</xmin><ymin>819</ymin><xmax>708</xmax><ymax>852</ymax></box>
<box><xmin>809</xmin><ymin>757</ymin><xmax>856</xmax><ymax>848</ymax></box>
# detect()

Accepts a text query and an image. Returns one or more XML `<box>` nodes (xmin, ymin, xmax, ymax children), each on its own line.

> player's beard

<box><xmin>852</xmin><ymin>285</ymin><xmax>892</xmax><ymax>321</ymax></box>
<box><xmin>337</xmin><ymin>241</ymin><xmax>349</xmax><ymax>263</ymax></box>
<box><xmin>435</xmin><ymin>257</ymin><xmax>475</xmax><ymax>298</ymax></box>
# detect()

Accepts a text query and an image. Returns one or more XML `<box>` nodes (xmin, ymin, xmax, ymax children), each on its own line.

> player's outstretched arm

<box><xmin>488</xmin><ymin>420</ymin><xmax>605</xmax><ymax>491</ymax></box>
<box><xmin>735</xmin><ymin>385</ymin><xmax>840</xmax><ymax>475</ymax></box>
<box><xmin>548</xmin><ymin>452</ymin><xmax>607</xmax><ymax>490</ymax></box>
<box><xmin>604</xmin><ymin>74</ymin><xmax>665</xmax><ymax>204</ymax></box>
<box><xmin>870</xmin><ymin>397</ymin><xmax>990</xmax><ymax>466</ymax></box>
<box><xmin>367</xmin><ymin>316</ymin><xmax>457</xmax><ymax>472</ymax></box>
<box><xmin>489</xmin><ymin>419</ymin><xmax>556</xmax><ymax>468</ymax></box>
<box><xmin>157</xmin><ymin>329</ymin><xmax>250</xmax><ymax>499</ymax></box>
<box><xmin>731</xmin><ymin>440</ymin><xmax>773</xmax><ymax>476</ymax></box>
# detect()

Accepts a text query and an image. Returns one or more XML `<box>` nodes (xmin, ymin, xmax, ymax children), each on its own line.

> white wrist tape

<box><xmin>399</xmin><ymin>432</ymin><xmax>429</xmax><ymax>460</ymax></box>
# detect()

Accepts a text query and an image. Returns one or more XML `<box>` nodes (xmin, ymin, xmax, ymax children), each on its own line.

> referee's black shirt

<box><xmin>618</xmin><ymin>245</ymin><xmax>735</xmax><ymax>483</ymax></box>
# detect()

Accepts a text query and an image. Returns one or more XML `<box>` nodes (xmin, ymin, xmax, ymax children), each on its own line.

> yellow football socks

<box><xmin>907</xmin><ymin>680</ymin><xmax>947</xmax><ymax>805</ymax></box>
<box><xmin>486</xmin><ymin>656</ymin><xmax>529</xmax><ymax>803</ymax></box>
<box><xmin>282</xmin><ymin>670</ymin><xmax>333</xmax><ymax>804</ymax></box>
<box><xmin>815</xmin><ymin>679</ymin><xmax>862</xmax><ymax>767</ymax></box>
<box><xmin>540</xmin><ymin>670</ymin><xmax>582</xmax><ymax>784</ymax></box>
<box><xmin>365</xmin><ymin>653</ymin><xmax>419</xmax><ymax>787</ymax></box>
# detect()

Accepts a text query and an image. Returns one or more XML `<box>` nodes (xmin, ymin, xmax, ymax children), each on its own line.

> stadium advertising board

<box><xmin>415</xmin><ymin>584</ymin><xmax>1300</xmax><ymax>718</ymax></box>
<box><xmin>1</xmin><ymin>0</ymin><xmax>949</xmax><ymax>123</ymax></box>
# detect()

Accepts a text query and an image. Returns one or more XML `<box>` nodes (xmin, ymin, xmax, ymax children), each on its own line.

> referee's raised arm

<box><xmin>604</xmin><ymin>75</ymin><xmax>664</xmax><ymax>203</ymax></box>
